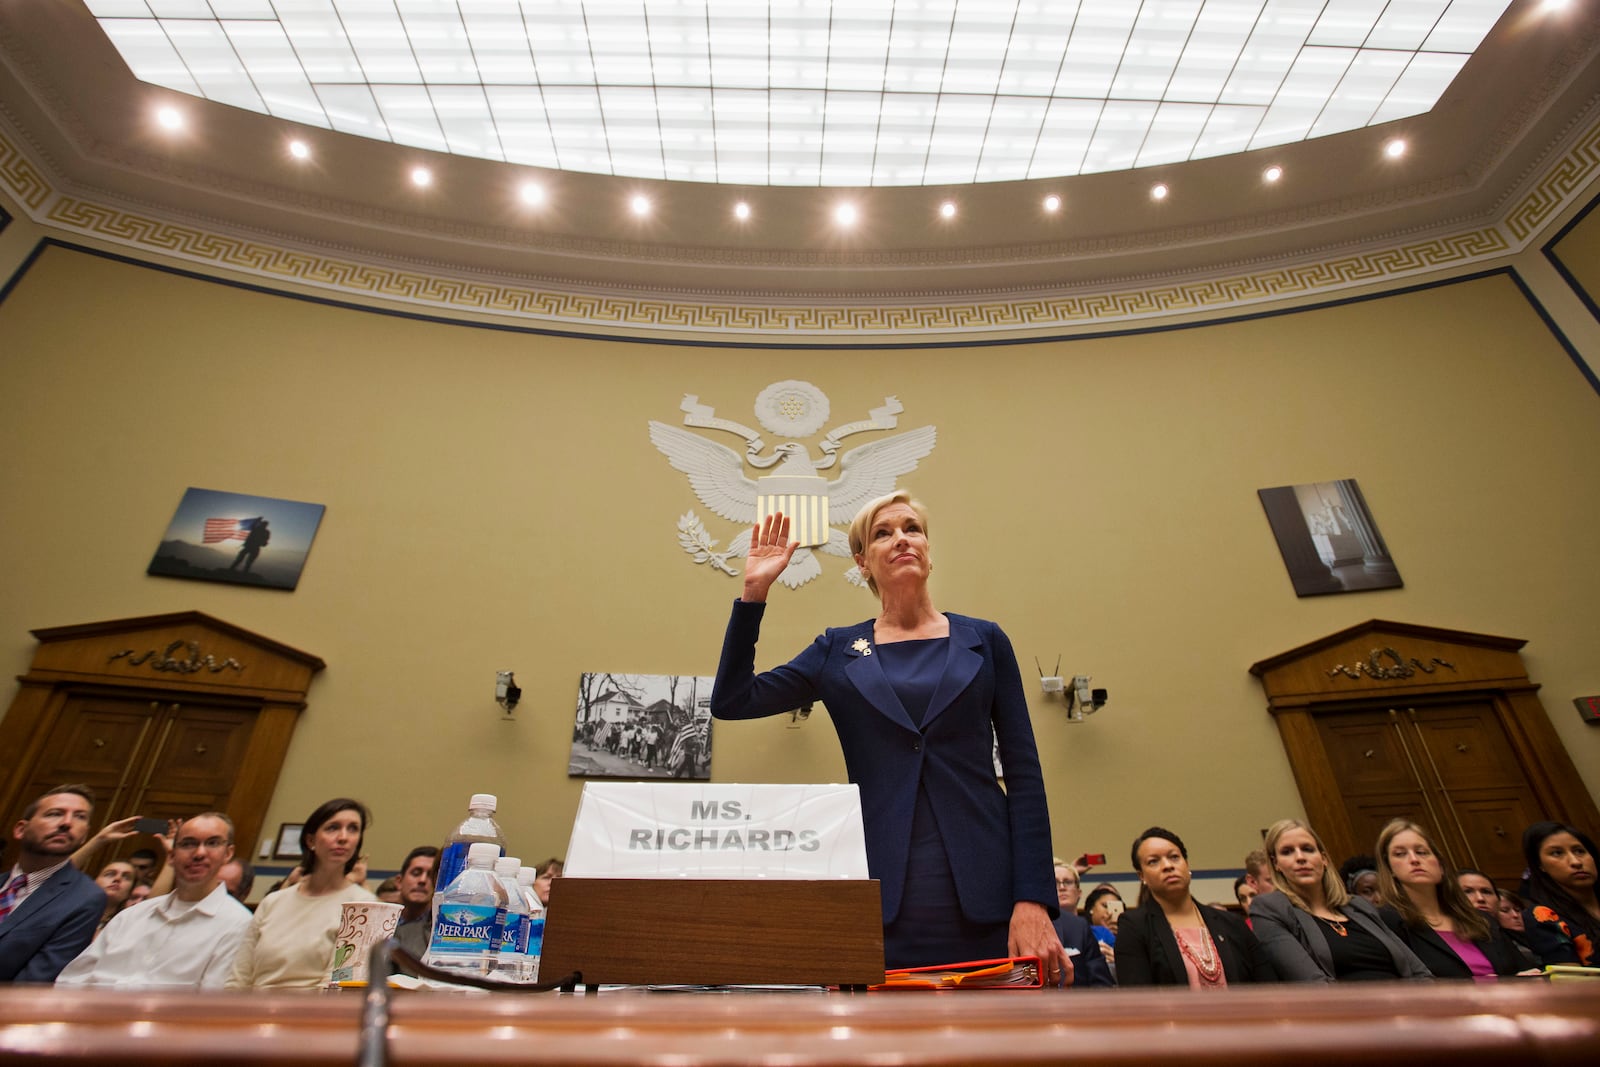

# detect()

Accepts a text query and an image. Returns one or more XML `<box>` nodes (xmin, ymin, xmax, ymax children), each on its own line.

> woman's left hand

<box><xmin>1009</xmin><ymin>900</ymin><xmax>1072</xmax><ymax>986</ymax></box>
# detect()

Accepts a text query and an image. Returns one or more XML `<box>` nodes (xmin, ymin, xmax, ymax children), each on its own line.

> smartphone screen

<box><xmin>133</xmin><ymin>817</ymin><xmax>168</xmax><ymax>834</ymax></box>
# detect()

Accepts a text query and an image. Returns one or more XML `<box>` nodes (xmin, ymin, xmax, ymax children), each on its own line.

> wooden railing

<box><xmin>1</xmin><ymin>981</ymin><xmax>1596</xmax><ymax>1065</ymax></box>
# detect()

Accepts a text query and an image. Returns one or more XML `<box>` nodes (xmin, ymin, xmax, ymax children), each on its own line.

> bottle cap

<box><xmin>469</xmin><ymin>793</ymin><xmax>498</xmax><ymax>810</ymax></box>
<box><xmin>467</xmin><ymin>842</ymin><xmax>500</xmax><ymax>865</ymax></box>
<box><xmin>494</xmin><ymin>857</ymin><xmax>520</xmax><ymax>874</ymax></box>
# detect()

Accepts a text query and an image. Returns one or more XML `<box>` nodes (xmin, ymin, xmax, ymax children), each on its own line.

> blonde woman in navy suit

<box><xmin>1251</xmin><ymin>818</ymin><xmax>1430</xmax><ymax>983</ymax></box>
<box><xmin>711</xmin><ymin>492</ymin><xmax>1068</xmax><ymax>981</ymax></box>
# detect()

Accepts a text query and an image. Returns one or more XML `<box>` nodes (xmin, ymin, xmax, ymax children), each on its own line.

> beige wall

<box><xmin>2</xmin><ymin>217</ymin><xmax>1597</xmax><ymax>886</ymax></box>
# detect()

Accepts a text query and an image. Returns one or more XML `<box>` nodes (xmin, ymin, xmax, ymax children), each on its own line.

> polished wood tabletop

<box><xmin>1</xmin><ymin>981</ymin><xmax>1595</xmax><ymax>1066</ymax></box>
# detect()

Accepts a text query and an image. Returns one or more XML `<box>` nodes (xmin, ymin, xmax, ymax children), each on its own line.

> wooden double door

<box><xmin>10</xmin><ymin>692</ymin><xmax>257</xmax><ymax>861</ymax></box>
<box><xmin>0</xmin><ymin>611</ymin><xmax>323</xmax><ymax>868</ymax></box>
<box><xmin>1315</xmin><ymin>700</ymin><xmax>1539</xmax><ymax>883</ymax></box>
<box><xmin>1252</xmin><ymin>619</ymin><xmax>1600</xmax><ymax>886</ymax></box>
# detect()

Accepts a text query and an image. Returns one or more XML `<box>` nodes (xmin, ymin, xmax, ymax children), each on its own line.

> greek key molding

<box><xmin>2</xmin><ymin>118</ymin><xmax>1597</xmax><ymax>338</ymax></box>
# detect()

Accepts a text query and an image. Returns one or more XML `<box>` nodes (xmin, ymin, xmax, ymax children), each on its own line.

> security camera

<box><xmin>496</xmin><ymin>670</ymin><xmax>521</xmax><ymax>714</ymax></box>
<box><xmin>1064</xmin><ymin>675</ymin><xmax>1108</xmax><ymax>723</ymax></box>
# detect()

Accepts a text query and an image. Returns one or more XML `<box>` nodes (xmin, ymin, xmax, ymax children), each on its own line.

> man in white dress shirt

<box><xmin>56</xmin><ymin>812</ymin><xmax>251</xmax><ymax>989</ymax></box>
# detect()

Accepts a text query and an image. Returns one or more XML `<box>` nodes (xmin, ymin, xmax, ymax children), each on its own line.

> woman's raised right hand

<box><xmin>742</xmin><ymin>512</ymin><xmax>798</xmax><ymax>603</ymax></box>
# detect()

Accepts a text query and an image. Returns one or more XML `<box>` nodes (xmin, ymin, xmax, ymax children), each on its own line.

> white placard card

<box><xmin>564</xmin><ymin>782</ymin><xmax>869</xmax><ymax>879</ymax></box>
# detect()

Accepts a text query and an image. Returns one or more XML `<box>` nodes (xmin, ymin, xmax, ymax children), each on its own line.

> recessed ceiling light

<box><xmin>519</xmin><ymin>182</ymin><xmax>545</xmax><ymax>206</ymax></box>
<box><xmin>733</xmin><ymin>201</ymin><xmax>751</xmax><ymax>221</ymax></box>
<box><xmin>1540</xmin><ymin>0</ymin><xmax>1571</xmax><ymax>11</ymax></box>
<box><xmin>1043</xmin><ymin>194</ymin><xmax>1062</xmax><ymax>213</ymax></box>
<box><xmin>1385</xmin><ymin>138</ymin><xmax>1408</xmax><ymax>159</ymax></box>
<box><xmin>155</xmin><ymin>106</ymin><xmax>183</xmax><ymax>132</ymax></box>
<box><xmin>630</xmin><ymin>194</ymin><xmax>651</xmax><ymax>217</ymax></box>
<box><xmin>288</xmin><ymin>140</ymin><xmax>310</xmax><ymax>161</ymax></box>
<box><xmin>410</xmin><ymin>166</ymin><xmax>431</xmax><ymax>187</ymax></box>
<box><xmin>939</xmin><ymin>201</ymin><xmax>956</xmax><ymax>220</ymax></box>
<box><xmin>834</xmin><ymin>203</ymin><xmax>858</xmax><ymax>227</ymax></box>
<box><xmin>1151</xmin><ymin>183</ymin><xmax>1169</xmax><ymax>201</ymax></box>
<box><xmin>1263</xmin><ymin>165</ymin><xmax>1283</xmax><ymax>183</ymax></box>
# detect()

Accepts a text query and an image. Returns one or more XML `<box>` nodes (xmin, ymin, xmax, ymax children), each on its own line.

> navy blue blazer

<box><xmin>711</xmin><ymin>599</ymin><xmax>1057</xmax><ymax>925</ymax></box>
<box><xmin>1053</xmin><ymin>911</ymin><xmax>1114</xmax><ymax>988</ymax></box>
<box><xmin>0</xmin><ymin>864</ymin><xmax>105</xmax><ymax>983</ymax></box>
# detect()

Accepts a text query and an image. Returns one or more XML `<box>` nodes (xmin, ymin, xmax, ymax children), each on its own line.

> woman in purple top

<box><xmin>1374</xmin><ymin>819</ymin><xmax>1526</xmax><ymax>980</ymax></box>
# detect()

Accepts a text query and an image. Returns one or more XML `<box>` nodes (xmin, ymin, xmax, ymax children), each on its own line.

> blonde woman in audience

<box><xmin>1373</xmin><ymin>819</ymin><xmax>1525</xmax><ymax>979</ymax></box>
<box><xmin>1250</xmin><ymin>818</ymin><xmax>1430</xmax><ymax>982</ymax></box>
<box><xmin>226</xmin><ymin>798</ymin><xmax>375</xmax><ymax>989</ymax></box>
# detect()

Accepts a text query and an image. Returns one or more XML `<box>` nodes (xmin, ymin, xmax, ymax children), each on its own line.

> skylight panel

<box><xmin>485</xmin><ymin>85</ymin><xmax>558</xmax><ymax>165</ymax></box>
<box><xmin>1367</xmin><ymin>0</ymin><xmax>1450</xmax><ymax>51</ymax></box>
<box><xmin>369</xmin><ymin>85</ymin><xmax>448</xmax><ymax>151</ymax></box>
<box><xmin>98</xmin><ymin>18</ymin><xmax>200</xmax><ymax>94</ymax></box>
<box><xmin>315</xmin><ymin>84</ymin><xmax>390</xmax><ymax>139</ymax></box>
<box><xmin>89</xmin><ymin>0</ymin><xmax>1513</xmax><ymax>187</ymax></box>
<box><xmin>225</xmin><ymin>20</ymin><xmax>328</xmax><ymax>126</ymax></box>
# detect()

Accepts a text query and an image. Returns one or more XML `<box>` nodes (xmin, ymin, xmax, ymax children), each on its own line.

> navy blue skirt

<box><xmin>882</xmin><ymin>783</ymin><xmax>1010</xmax><ymax>969</ymax></box>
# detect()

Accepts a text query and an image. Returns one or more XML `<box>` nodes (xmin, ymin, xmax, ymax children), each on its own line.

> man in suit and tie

<box><xmin>0</xmin><ymin>785</ymin><xmax>106</xmax><ymax>982</ymax></box>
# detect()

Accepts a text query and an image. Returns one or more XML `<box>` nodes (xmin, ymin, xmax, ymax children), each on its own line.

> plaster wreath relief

<box><xmin>650</xmin><ymin>381</ymin><xmax>937</xmax><ymax>589</ymax></box>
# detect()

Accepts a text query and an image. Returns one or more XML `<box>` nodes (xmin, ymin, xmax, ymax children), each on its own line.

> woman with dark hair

<box><xmin>1250</xmin><ymin>819</ymin><xmax>1430</xmax><ymax>983</ymax></box>
<box><xmin>226</xmin><ymin>798</ymin><xmax>375</xmax><ymax>989</ymax></box>
<box><xmin>1493</xmin><ymin>888</ymin><xmax>1543</xmax><ymax>970</ymax></box>
<box><xmin>1373</xmin><ymin>819</ymin><xmax>1524</xmax><ymax>979</ymax></box>
<box><xmin>1079</xmin><ymin>884</ymin><xmax>1123</xmax><ymax>969</ymax></box>
<box><xmin>1520</xmin><ymin>821</ymin><xmax>1600</xmax><ymax>967</ymax></box>
<box><xmin>1115</xmin><ymin>827</ymin><xmax>1274</xmax><ymax>989</ymax></box>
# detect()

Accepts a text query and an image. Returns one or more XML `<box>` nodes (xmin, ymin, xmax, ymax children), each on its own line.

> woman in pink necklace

<box><xmin>1114</xmin><ymin>827</ymin><xmax>1275</xmax><ymax>989</ymax></box>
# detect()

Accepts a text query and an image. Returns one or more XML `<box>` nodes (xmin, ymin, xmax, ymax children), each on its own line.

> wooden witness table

<box><xmin>1</xmin><ymin>982</ymin><xmax>1595</xmax><ymax>1066</ymax></box>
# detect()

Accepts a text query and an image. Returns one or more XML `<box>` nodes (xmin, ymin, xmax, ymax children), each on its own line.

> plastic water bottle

<box><xmin>517</xmin><ymin>866</ymin><xmax>546</xmax><ymax>982</ymax></box>
<box><xmin>433</xmin><ymin>793</ymin><xmax>506</xmax><ymax>925</ymax></box>
<box><xmin>492</xmin><ymin>856</ymin><xmax>530</xmax><ymax>982</ymax></box>
<box><xmin>423</xmin><ymin>842</ymin><xmax>506</xmax><ymax>977</ymax></box>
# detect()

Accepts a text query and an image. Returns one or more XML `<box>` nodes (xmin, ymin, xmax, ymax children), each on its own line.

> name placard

<box><xmin>563</xmin><ymin>782</ymin><xmax>869</xmax><ymax>879</ymax></box>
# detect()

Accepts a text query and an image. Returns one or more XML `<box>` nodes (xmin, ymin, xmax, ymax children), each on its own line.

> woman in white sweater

<box><xmin>227</xmin><ymin>798</ymin><xmax>375</xmax><ymax>990</ymax></box>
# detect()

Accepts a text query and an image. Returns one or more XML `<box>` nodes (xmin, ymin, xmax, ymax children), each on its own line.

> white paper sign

<box><xmin>564</xmin><ymin>782</ymin><xmax>869</xmax><ymax>879</ymax></box>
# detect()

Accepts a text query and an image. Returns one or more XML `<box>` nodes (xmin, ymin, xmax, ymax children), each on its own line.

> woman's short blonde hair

<box><xmin>1263</xmin><ymin>818</ymin><xmax>1348</xmax><ymax>913</ymax></box>
<box><xmin>847</xmin><ymin>490</ymin><xmax>930</xmax><ymax>598</ymax></box>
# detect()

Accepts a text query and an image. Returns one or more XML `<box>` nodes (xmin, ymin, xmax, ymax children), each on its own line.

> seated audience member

<box><xmin>92</xmin><ymin>861</ymin><xmax>137</xmax><ymax>937</ymax></box>
<box><xmin>128</xmin><ymin>848</ymin><xmax>162</xmax><ymax>887</ymax></box>
<box><xmin>0</xmin><ymin>786</ymin><xmax>106</xmax><ymax>983</ymax></box>
<box><xmin>533</xmin><ymin>857</ymin><xmax>563</xmax><ymax>909</ymax></box>
<box><xmin>1339</xmin><ymin>855</ymin><xmax>1380</xmax><ymax>905</ymax></box>
<box><xmin>1115</xmin><ymin>827</ymin><xmax>1275</xmax><ymax>989</ymax></box>
<box><xmin>1491</xmin><ymin>888</ymin><xmax>1543</xmax><ymax>970</ymax></box>
<box><xmin>226</xmin><ymin>798</ymin><xmax>376</xmax><ymax>990</ymax></box>
<box><xmin>56</xmin><ymin>813</ymin><xmax>252</xmax><ymax>989</ymax></box>
<box><xmin>1080</xmin><ymin>885</ymin><xmax>1122</xmax><ymax>971</ymax></box>
<box><xmin>375</xmin><ymin>877</ymin><xmax>401</xmax><ymax>904</ymax></box>
<box><xmin>219</xmin><ymin>859</ymin><xmax>254</xmax><ymax>903</ymax></box>
<box><xmin>1243</xmin><ymin>849</ymin><xmax>1276</xmax><ymax>898</ymax></box>
<box><xmin>1374</xmin><ymin>819</ymin><xmax>1524</xmax><ymax>980</ymax></box>
<box><xmin>1519</xmin><ymin>821</ymin><xmax>1600</xmax><ymax>967</ymax></box>
<box><xmin>1053</xmin><ymin>859</ymin><xmax>1082</xmax><ymax>916</ymax></box>
<box><xmin>1250</xmin><ymin>818</ymin><xmax>1430</xmax><ymax>983</ymax></box>
<box><xmin>1234</xmin><ymin>876</ymin><xmax>1258</xmax><ymax>919</ymax></box>
<box><xmin>1051</xmin><ymin>905</ymin><xmax>1112</xmax><ymax>988</ymax></box>
<box><xmin>1457</xmin><ymin>869</ymin><xmax>1498</xmax><ymax>915</ymax></box>
<box><xmin>393</xmin><ymin>846</ymin><xmax>438</xmax><ymax>958</ymax></box>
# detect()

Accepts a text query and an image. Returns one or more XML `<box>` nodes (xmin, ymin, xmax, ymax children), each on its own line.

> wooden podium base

<box><xmin>540</xmin><ymin>878</ymin><xmax>885</xmax><ymax>989</ymax></box>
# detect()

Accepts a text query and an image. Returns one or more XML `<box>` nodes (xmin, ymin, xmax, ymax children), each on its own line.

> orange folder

<box><xmin>871</xmin><ymin>955</ymin><xmax>1042</xmax><ymax>990</ymax></box>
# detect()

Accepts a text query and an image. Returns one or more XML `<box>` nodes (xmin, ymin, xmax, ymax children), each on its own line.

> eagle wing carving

<box><xmin>827</xmin><ymin>426</ymin><xmax>938</xmax><ymax>522</ymax></box>
<box><xmin>648</xmin><ymin>422</ymin><xmax>760</xmax><ymax>524</ymax></box>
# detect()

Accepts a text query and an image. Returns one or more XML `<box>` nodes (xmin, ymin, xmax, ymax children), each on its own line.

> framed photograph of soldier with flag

<box><xmin>146</xmin><ymin>486</ymin><xmax>326</xmax><ymax>591</ymax></box>
<box><xmin>569</xmin><ymin>672</ymin><xmax>714</xmax><ymax>780</ymax></box>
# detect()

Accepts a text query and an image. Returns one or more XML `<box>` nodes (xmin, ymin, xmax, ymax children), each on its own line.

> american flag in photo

<box><xmin>203</xmin><ymin>517</ymin><xmax>257</xmax><ymax>544</ymax></box>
